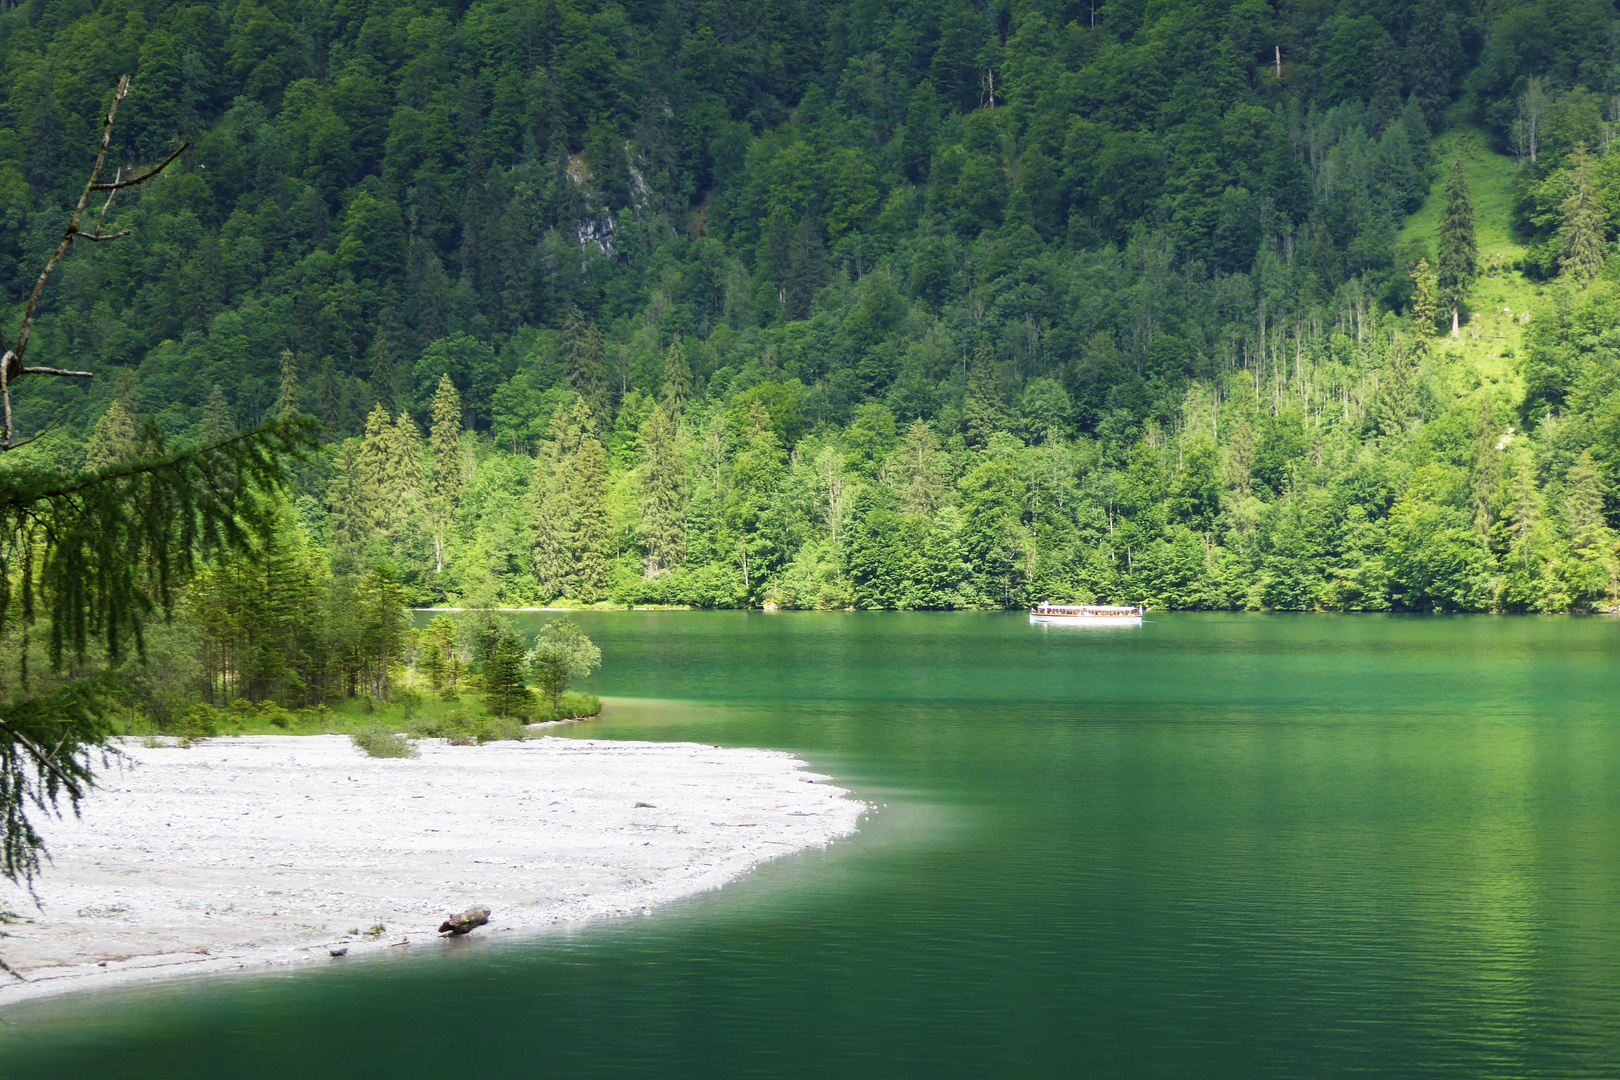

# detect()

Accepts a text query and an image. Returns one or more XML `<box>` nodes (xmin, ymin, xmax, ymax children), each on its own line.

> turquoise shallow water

<box><xmin>4</xmin><ymin>612</ymin><xmax>1619</xmax><ymax>1078</ymax></box>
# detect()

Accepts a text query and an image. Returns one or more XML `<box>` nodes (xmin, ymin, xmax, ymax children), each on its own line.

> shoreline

<box><xmin>0</xmin><ymin>735</ymin><xmax>862</xmax><ymax>1007</ymax></box>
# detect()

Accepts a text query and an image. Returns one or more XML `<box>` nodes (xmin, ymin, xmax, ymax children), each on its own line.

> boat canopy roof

<box><xmin>1032</xmin><ymin>603</ymin><xmax>1140</xmax><ymax>614</ymax></box>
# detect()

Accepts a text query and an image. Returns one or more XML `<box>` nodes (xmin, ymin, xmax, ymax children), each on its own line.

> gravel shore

<box><xmin>0</xmin><ymin>734</ymin><xmax>861</xmax><ymax>1004</ymax></box>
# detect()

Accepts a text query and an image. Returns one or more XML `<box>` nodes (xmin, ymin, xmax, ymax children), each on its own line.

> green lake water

<box><xmin>4</xmin><ymin>612</ymin><xmax>1619</xmax><ymax>1078</ymax></box>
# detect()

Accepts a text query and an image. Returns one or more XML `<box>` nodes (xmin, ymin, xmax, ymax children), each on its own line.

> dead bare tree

<box><xmin>0</xmin><ymin>75</ymin><xmax>189</xmax><ymax>450</ymax></box>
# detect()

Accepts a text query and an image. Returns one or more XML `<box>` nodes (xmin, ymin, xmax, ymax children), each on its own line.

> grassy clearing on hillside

<box><xmin>1398</xmin><ymin>126</ymin><xmax>1538</xmax><ymax>393</ymax></box>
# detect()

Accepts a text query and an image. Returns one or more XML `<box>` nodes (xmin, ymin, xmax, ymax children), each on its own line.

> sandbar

<box><xmin>0</xmin><ymin>734</ymin><xmax>861</xmax><ymax>1004</ymax></box>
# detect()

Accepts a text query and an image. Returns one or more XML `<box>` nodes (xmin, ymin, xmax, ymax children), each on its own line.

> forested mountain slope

<box><xmin>2</xmin><ymin>0</ymin><xmax>1618</xmax><ymax>703</ymax></box>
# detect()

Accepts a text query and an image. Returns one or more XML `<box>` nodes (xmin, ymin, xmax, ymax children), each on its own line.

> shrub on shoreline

<box><xmin>351</xmin><ymin>728</ymin><xmax>418</xmax><ymax>758</ymax></box>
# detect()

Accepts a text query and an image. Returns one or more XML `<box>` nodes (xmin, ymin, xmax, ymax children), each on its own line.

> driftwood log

<box><xmin>438</xmin><ymin>905</ymin><xmax>491</xmax><ymax>936</ymax></box>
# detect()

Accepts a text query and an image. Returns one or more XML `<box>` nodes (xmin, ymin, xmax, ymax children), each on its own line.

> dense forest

<box><xmin>2</xmin><ymin>0</ymin><xmax>1619</xmax><ymax>713</ymax></box>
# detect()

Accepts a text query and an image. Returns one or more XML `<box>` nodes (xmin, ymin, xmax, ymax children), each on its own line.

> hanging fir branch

<box><xmin>0</xmin><ymin>76</ymin><xmax>316</xmax><ymax>912</ymax></box>
<box><xmin>0</xmin><ymin>418</ymin><xmax>313</xmax><ymax>891</ymax></box>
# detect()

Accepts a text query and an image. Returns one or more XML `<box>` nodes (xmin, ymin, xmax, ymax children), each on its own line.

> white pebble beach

<box><xmin>0</xmin><ymin>734</ymin><xmax>863</xmax><ymax>1005</ymax></box>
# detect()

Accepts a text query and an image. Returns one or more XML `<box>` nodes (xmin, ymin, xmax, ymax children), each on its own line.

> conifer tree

<box><xmin>1558</xmin><ymin>146</ymin><xmax>1606</xmax><ymax>281</ymax></box>
<box><xmin>85</xmin><ymin>401</ymin><xmax>139</xmax><ymax>470</ymax></box>
<box><xmin>725</xmin><ymin>401</ymin><xmax>788</xmax><ymax>600</ymax></box>
<box><xmin>561</xmin><ymin>306</ymin><xmax>608</xmax><ymax>423</ymax></box>
<box><xmin>783</xmin><ymin>217</ymin><xmax>824</xmax><ymax>320</ymax></box>
<box><xmin>1564</xmin><ymin>451</ymin><xmax>1614</xmax><ymax>554</ymax></box>
<box><xmin>369</xmin><ymin>293</ymin><xmax>405</xmax><ymax>413</ymax></box>
<box><xmin>532</xmin><ymin>405</ymin><xmax>582</xmax><ymax>600</ymax></box>
<box><xmin>355</xmin><ymin>564</ymin><xmax>409</xmax><ymax>700</ymax></box>
<box><xmin>356</xmin><ymin>404</ymin><xmax>394</xmax><ymax>540</ymax></box>
<box><xmin>661</xmin><ymin>337</ymin><xmax>692</xmax><ymax>415</ymax></box>
<box><xmin>420</xmin><ymin>642</ymin><xmax>447</xmax><ymax>690</ymax></box>
<box><xmin>384</xmin><ymin>411</ymin><xmax>426</xmax><ymax>550</ymax></box>
<box><xmin>1409</xmin><ymin>258</ymin><xmax>1438</xmax><ymax>336</ymax></box>
<box><xmin>963</xmin><ymin>339</ymin><xmax>1004</xmax><ymax>448</ymax></box>
<box><xmin>1376</xmin><ymin>334</ymin><xmax>1417</xmax><ymax>437</ymax></box>
<box><xmin>1497</xmin><ymin>454</ymin><xmax>1553</xmax><ymax>612</ymax></box>
<box><xmin>1370</xmin><ymin>36</ymin><xmax>1403</xmax><ymax>132</ymax></box>
<box><xmin>567</xmin><ymin>401</ymin><xmax>614</xmax><ymax>600</ymax></box>
<box><xmin>482</xmin><ymin>631</ymin><xmax>532</xmax><ymax>718</ymax></box>
<box><xmin>1409</xmin><ymin>0</ymin><xmax>1455</xmax><ymax>127</ymax></box>
<box><xmin>276</xmin><ymin>350</ymin><xmax>300</xmax><ymax>419</ymax></box>
<box><xmin>428</xmin><ymin>375</ymin><xmax>463</xmax><ymax>574</ymax></box>
<box><xmin>894</xmin><ymin>419</ymin><xmax>947</xmax><ymax>515</ymax></box>
<box><xmin>202</xmin><ymin>386</ymin><xmax>233</xmax><ymax>443</ymax></box>
<box><xmin>637</xmin><ymin>405</ymin><xmax>687</xmax><ymax>577</ymax></box>
<box><xmin>1562</xmin><ymin>450</ymin><xmax>1617</xmax><ymax>609</ymax></box>
<box><xmin>1435</xmin><ymin>158</ymin><xmax>1477</xmax><ymax>338</ymax></box>
<box><xmin>327</xmin><ymin>441</ymin><xmax>366</xmax><ymax>552</ymax></box>
<box><xmin>1226</xmin><ymin>418</ymin><xmax>1255</xmax><ymax>499</ymax></box>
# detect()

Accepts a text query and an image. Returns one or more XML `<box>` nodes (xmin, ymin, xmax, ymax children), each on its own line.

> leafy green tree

<box><xmin>527</xmin><ymin>619</ymin><xmax>601</xmax><ymax>713</ymax></box>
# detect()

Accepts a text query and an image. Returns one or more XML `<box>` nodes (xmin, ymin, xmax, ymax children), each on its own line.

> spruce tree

<box><xmin>327</xmin><ymin>441</ymin><xmax>366</xmax><ymax>553</ymax></box>
<box><xmin>384</xmin><ymin>412</ymin><xmax>425</xmax><ymax>550</ymax></box>
<box><xmin>661</xmin><ymin>337</ymin><xmax>692</xmax><ymax>415</ymax></box>
<box><xmin>1409</xmin><ymin>0</ymin><xmax>1455</xmax><ymax>128</ymax></box>
<box><xmin>369</xmin><ymin>288</ymin><xmax>405</xmax><ymax>413</ymax></box>
<box><xmin>637</xmin><ymin>405</ymin><xmax>687</xmax><ymax>577</ymax></box>
<box><xmin>429</xmin><ymin>376</ymin><xmax>463</xmax><ymax>574</ymax></box>
<box><xmin>561</xmin><ymin>306</ymin><xmax>608</xmax><ymax>423</ymax></box>
<box><xmin>1558</xmin><ymin>146</ymin><xmax>1606</xmax><ymax>281</ymax></box>
<box><xmin>202</xmin><ymin>386</ymin><xmax>234</xmax><ymax>443</ymax></box>
<box><xmin>85</xmin><ymin>401</ymin><xmax>139</xmax><ymax>470</ymax></box>
<box><xmin>783</xmin><ymin>216</ymin><xmax>824</xmax><ymax>321</ymax></box>
<box><xmin>1409</xmin><ymin>258</ymin><xmax>1438</xmax><ymax>336</ymax></box>
<box><xmin>1370</xmin><ymin>36</ymin><xmax>1403</xmax><ymax>132</ymax></box>
<box><xmin>1497</xmin><ymin>454</ymin><xmax>1554</xmax><ymax>613</ymax></box>
<box><xmin>1435</xmin><ymin>158</ymin><xmax>1477</xmax><ymax>338</ymax></box>
<box><xmin>1375</xmin><ymin>334</ymin><xmax>1417</xmax><ymax>437</ymax></box>
<box><xmin>276</xmin><ymin>350</ymin><xmax>300</xmax><ymax>419</ymax></box>
<box><xmin>963</xmin><ymin>339</ymin><xmax>1004</xmax><ymax>448</ymax></box>
<box><xmin>532</xmin><ymin>405</ymin><xmax>582</xmax><ymax>600</ymax></box>
<box><xmin>356</xmin><ymin>404</ymin><xmax>394</xmax><ymax>540</ymax></box>
<box><xmin>355</xmin><ymin>564</ymin><xmax>409</xmax><ymax>700</ymax></box>
<box><xmin>1564</xmin><ymin>451</ymin><xmax>1613</xmax><ymax>556</ymax></box>
<box><xmin>567</xmin><ymin>401</ymin><xmax>613</xmax><ymax>601</ymax></box>
<box><xmin>482</xmin><ymin>631</ymin><xmax>532</xmax><ymax>718</ymax></box>
<box><xmin>895</xmin><ymin>419</ymin><xmax>947</xmax><ymax>515</ymax></box>
<box><xmin>1563</xmin><ymin>450</ymin><xmax>1617</xmax><ymax>609</ymax></box>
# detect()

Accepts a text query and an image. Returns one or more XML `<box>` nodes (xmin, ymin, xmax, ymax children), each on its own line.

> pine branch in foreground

<box><xmin>0</xmin><ymin>418</ymin><xmax>316</xmax><ymax>904</ymax></box>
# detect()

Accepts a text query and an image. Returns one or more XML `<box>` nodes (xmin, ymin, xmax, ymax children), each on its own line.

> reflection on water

<box><xmin>3</xmin><ymin>613</ymin><xmax>1618</xmax><ymax>1078</ymax></box>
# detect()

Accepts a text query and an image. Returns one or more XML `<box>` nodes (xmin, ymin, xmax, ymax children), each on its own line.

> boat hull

<box><xmin>1029</xmin><ymin>612</ymin><xmax>1142</xmax><ymax>627</ymax></box>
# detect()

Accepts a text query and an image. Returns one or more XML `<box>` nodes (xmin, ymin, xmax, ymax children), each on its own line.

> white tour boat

<box><xmin>1029</xmin><ymin>602</ymin><xmax>1143</xmax><ymax>626</ymax></box>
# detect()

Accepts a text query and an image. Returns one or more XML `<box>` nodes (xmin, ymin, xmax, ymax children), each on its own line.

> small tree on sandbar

<box><xmin>482</xmin><ymin>632</ymin><xmax>532</xmax><ymax>719</ymax></box>
<box><xmin>527</xmin><ymin>620</ymin><xmax>601</xmax><ymax>714</ymax></box>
